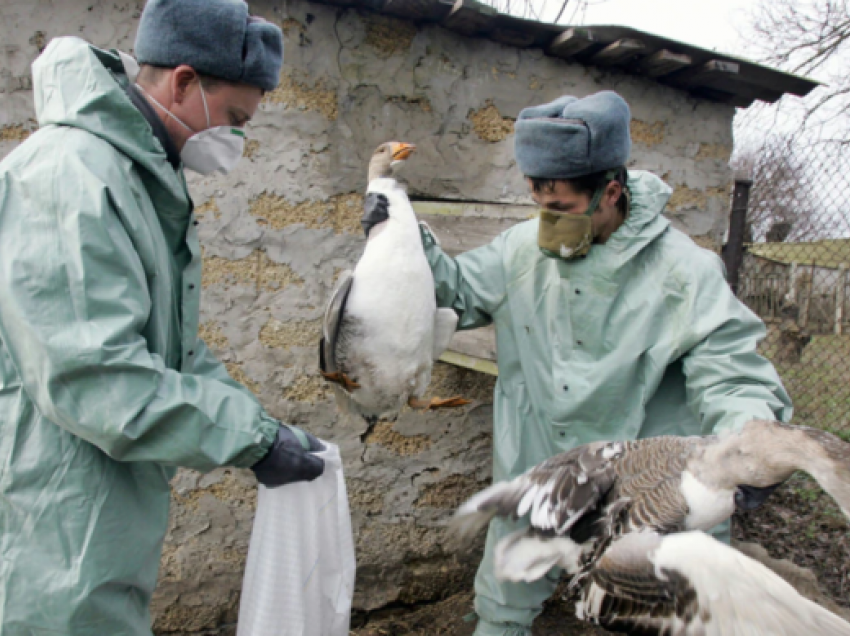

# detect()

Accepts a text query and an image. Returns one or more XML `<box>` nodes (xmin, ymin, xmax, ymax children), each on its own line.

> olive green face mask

<box><xmin>538</xmin><ymin>211</ymin><xmax>594</xmax><ymax>260</ymax></box>
<box><xmin>537</xmin><ymin>169</ymin><xmax>618</xmax><ymax>260</ymax></box>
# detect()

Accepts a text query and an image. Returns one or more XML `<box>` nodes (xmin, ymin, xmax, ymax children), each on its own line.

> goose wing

<box><xmin>451</xmin><ymin>437</ymin><xmax>705</xmax><ymax>584</ymax></box>
<box><xmin>580</xmin><ymin>531</ymin><xmax>850</xmax><ymax>636</ymax></box>
<box><xmin>319</xmin><ymin>269</ymin><xmax>354</xmax><ymax>376</ymax></box>
<box><xmin>454</xmin><ymin>436</ymin><xmax>697</xmax><ymax>542</ymax></box>
<box><xmin>452</xmin><ymin>440</ymin><xmax>626</xmax><ymax>542</ymax></box>
<box><xmin>609</xmin><ymin>436</ymin><xmax>695</xmax><ymax>535</ymax></box>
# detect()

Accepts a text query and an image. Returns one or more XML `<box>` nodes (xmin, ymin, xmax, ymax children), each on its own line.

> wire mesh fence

<box><xmin>730</xmin><ymin>106</ymin><xmax>850</xmax><ymax>436</ymax></box>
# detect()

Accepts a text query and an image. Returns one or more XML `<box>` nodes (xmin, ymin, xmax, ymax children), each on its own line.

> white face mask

<box><xmin>138</xmin><ymin>83</ymin><xmax>245</xmax><ymax>176</ymax></box>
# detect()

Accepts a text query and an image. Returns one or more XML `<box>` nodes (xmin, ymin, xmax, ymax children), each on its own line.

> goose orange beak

<box><xmin>391</xmin><ymin>142</ymin><xmax>416</xmax><ymax>161</ymax></box>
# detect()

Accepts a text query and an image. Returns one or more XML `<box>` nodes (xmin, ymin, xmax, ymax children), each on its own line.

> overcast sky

<box><xmin>511</xmin><ymin>0</ymin><xmax>759</xmax><ymax>57</ymax></box>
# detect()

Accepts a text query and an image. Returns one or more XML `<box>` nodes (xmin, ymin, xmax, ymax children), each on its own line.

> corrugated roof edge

<box><xmin>309</xmin><ymin>0</ymin><xmax>821</xmax><ymax>107</ymax></box>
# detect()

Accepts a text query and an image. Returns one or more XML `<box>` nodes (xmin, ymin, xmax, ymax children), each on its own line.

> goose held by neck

<box><xmin>319</xmin><ymin>141</ymin><xmax>468</xmax><ymax>423</ymax></box>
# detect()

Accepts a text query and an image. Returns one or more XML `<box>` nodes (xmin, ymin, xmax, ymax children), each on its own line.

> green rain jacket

<box><xmin>421</xmin><ymin>169</ymin><xmax>792</xmax><ymax>630</ymax></box>
<box><xmin>0</xmin><ymin>38</ymin><xmax>278</xmax><ymax>634</ymax></box>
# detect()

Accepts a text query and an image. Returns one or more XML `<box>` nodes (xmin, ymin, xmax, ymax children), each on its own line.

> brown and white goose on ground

<box><xmin>578</xmin><ymin>530</ymin><xmax>850</xmax><ymax>635</ymax></box>
<box><xmin>452</xmin><ymin>419</ymin><xmax>850</xmax><ymax>631</ymax></box>
<box><xmin>454</xmin><ymin>420</ymin><xmax>850</xmax><ymax>579</ymax></box>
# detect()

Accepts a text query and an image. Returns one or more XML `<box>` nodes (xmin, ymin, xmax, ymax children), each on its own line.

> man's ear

<box><xmin>171</xmin><ymin>65</ymin><xmax>198</xmax><ymax>105</ymax></box>
<box><xmin>605</xmin><ymin>180</ymin><xmax>623</xmax><ymax>207</ymax></box>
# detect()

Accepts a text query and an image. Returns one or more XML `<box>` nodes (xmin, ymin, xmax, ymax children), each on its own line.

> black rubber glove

<box><xmin>361</xmin><ymin>192</ymin><xmax>390</xmax><ymax>238</ymax></box>
<box><xmin>251</xmin><ymin>424</ymin><xmax>325</xmax><ymax>488</ymax></box>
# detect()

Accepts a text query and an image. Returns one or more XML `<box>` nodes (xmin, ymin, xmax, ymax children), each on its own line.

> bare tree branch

<box><xmin>480</xmin><ymin>0</ymin><xmax>577</xmax><ymax>24</ymax></box>
<box><xmin>553</xmin><ymin>1</ymin><xmax>571</xmax><ymax>23</ymax></box>
<box><xmin>734</xmin><ymin>1</ymin><xmax>850</xmax><ymax>247</ymax></box>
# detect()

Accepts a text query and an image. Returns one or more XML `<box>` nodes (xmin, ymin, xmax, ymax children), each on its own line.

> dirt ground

<box><xmin>351</xmin><ymin>589</ymin><xmax>607</xmax><ymax>636</ymax></box>
<box><xmin>351</xmin><ymin>474</ymin><xmax>849</xmax><ymax>636</ymax></box>
<box><xmin>732</xmin><ymin>473</ymin><xmax>849</xmax><ymax>608</ymax></box>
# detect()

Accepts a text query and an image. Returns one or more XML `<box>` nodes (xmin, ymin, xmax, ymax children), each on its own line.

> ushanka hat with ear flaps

<box><xmin>134</xmin><ymin>0</ymin><xmax>283</xmax><ymax>92</ymax></box>
<box><xmin>514</xmin><ymin>91</ymin><xmax>632</xmax><ymax>179</ymax></box>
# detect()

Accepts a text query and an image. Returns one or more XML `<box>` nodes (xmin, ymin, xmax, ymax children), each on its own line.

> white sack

<box><xmin>237</xmin><ymin>442</ymin><xmax>356</xmax><ymax>636</ymax></box>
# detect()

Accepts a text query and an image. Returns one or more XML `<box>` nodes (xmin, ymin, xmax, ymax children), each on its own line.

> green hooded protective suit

<box><xmin>420</xmin><ymin>170</ymin><xmax>792</xmax><ymax>634</ymax></box>
<box><xmin>0</xmin><ymin>38</ymin><xmax>278</xmax><ymax>634</ymax></box>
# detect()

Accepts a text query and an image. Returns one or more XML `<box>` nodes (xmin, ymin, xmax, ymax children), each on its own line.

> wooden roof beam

<box><xmin>546</xmin><ymin>28</ymin><xmax>596</xmax><ymax>59</ymax></box>
<box><xmin>671</xmin><ymin>59</ymin><xmax>740</xmax><ymax>88</ymax></box>
<box><xmin>638</xmin><ymin>49</ymin><xmax>692</xmax><ymax>77</ymax></box>
<box><xmin>441</xmin><ymin>0</ymin><xmax>498</xmax><ymax>37</ymax></box>
<box><xmin>663</xmin><ymin>59</ymin><xmax>788</xmax><ymax>105</ymax></box>
<box><xmin>591</xmin><ymin>38</ymin><xmax>646</xmax><ymax>66</ymax></box>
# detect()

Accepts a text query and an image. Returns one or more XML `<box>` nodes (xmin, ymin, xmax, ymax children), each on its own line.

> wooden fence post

<box><xmin>787</xmin><ymin>262</ymin><xmax>798</xmax><ymax>305</ymax></box>
<box><xmin>836</xmin><ymin>263</ymin><xmax>848</xmax><ymax>335</ymax></box>
<box><xmin>723</xmin><ymin>178</ymin><xmax>753</xmax><ymax>295</ymax></box>
<box><xmin>800</xmin><ymin>262</ymin><xmax>815</xmax><ymax>329</ymax></box>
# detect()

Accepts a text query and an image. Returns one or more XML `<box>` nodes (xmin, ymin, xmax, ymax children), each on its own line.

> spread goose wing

<box><xmin>452</xmin><ymin>441</ymin><xmax>626</xmax><ymax>541</ymax></box>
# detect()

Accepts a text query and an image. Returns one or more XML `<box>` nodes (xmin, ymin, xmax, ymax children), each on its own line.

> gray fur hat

<box><xmin>134</xmin><ymin>0</ymin><xmax>283</xmax><ymax>92</ymax></box>
<box><xmin>514</xmin><ymin>91</ymin><xmax>631</xmax><ymax>179</ymax></box>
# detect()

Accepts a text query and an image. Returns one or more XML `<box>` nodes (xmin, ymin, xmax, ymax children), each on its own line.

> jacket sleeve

<box><xmin>419</xmin><ymin>222</ymin><xmax>509</xmax><ymax>330</ymax></box>
<box><xmin>0</xmin><ymin>152</ymin><xmax>277</xmax><ymax>471</ymax></box>
<box><xmin>190</xmin><ymin>339</ymin><xmax>261</xmax><ymax>402</ymax></box>
<box><xmin>679</xmin><ymin>252</ymin><xmax>793</xmax><ymax>435</ymax></box>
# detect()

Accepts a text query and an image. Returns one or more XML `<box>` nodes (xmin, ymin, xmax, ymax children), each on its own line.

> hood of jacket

<box><xmin>602</xmin><ymin>169</ymin><xmax>672</xmax><ymax>259</ymax></box>
<box><xmin>32</xmin><ymin>36</ymin><xmax>187</xmax><ymax>215</ymax></box>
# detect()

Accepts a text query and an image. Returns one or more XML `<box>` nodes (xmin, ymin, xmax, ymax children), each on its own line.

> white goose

<box><xmin>452</xmin><ymin>420</ymin><xmax>850</xmax><ymax>632</ymax></box>
<box><xmin>320</xmin><ymin>141</ymin><xmax>467</xmax><ymax>423</ymax></box>
<box><xmin>578</xmin><ymin>530</ymin><xmax>850</xmax><ymax>635</ymax></box>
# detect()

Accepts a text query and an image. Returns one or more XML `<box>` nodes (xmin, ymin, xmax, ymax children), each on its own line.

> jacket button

<box><xmin>576</xmin><ymin>340</ymin><xmax>583</xmax><ymax>346</ymax></box>
<box><xmin>575</xmin><ymin>289</ymin><xmax>581</xmax><ymax>295</ymax></box>
<box><xmin>559</xmin><ymin>431</ymin><xmax>566</xmax><ymax>437</ymax></box>
<box><xmin>188</xmin><ymin>350</ymin><xmax>194</xmax><ymax>356</ymax></box>
<box><xmin>188</xmin><ymin>284</ymin><xmax>195</xmax><ymax>290</ymax></box>
<box><xmin>193</xmin><ymin>220</ymin><xmax>199</xmax><ymax>226</ymax></box>
<box><xmin>563</xmin><ymin>385</ymin><xmax>569</xmax><ymax>392</ymax></box>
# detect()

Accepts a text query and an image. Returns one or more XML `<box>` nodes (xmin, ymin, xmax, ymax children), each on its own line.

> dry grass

<box><xmin>764</xmin><ymin>332</ymin><xmax>850</xmax><ymax>435</ymax></box>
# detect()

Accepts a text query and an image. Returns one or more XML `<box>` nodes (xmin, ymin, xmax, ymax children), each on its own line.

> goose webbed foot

<box><xmin>321</xmin><ymin>371</ymin><xmax>361</xmax><ymax>392</ymax></box>
<box><xmin>408</xmin><ymin>396</ymin><xmax>472</xmax><ymax>410</ymax></box>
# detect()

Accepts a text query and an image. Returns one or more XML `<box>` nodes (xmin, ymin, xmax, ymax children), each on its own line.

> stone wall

<box><xmin>0</xmin><ymin>1</ymin><xmax>735</xmax><ymax>633</ymax></box>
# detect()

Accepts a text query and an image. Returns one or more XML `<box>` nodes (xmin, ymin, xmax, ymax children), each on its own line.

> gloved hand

<box><xmin>361</xmin><ymin>192</ymin><xmax>390</xmax><ymax>237</ymax></box>
<box><xmin>251</xmin><ymin>424</ymin><xmax>325</xmax><ymax>488</ymax></box>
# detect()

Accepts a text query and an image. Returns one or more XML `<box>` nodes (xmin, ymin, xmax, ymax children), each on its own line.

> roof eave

<box><xmin>311</xmin><ymin>0</ymin><xmax>820</xmax><ymax>107</ymax></box>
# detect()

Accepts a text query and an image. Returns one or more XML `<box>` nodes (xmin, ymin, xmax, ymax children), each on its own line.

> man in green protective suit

<box><xmin>363</xmin><ymin>90</ymin><xmax>792</xmax><ymax>635</ymax></box>
<box><xmin>0</xmin><ymin>1</ymin><xmax>325</xmax><ymax>634</ymax></box>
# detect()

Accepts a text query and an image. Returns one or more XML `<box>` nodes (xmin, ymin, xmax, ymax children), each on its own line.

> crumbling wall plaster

<box><xmin>0</xmin><ymin>1</ymin><xmax>735</xmax><ymax>632</ymax></box>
